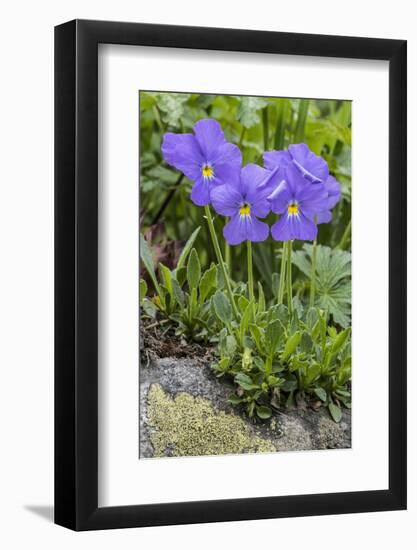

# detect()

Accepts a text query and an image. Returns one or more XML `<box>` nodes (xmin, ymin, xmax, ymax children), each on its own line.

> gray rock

<box><xmin>139</xmin><ymin>355</ymin><xmax>351</xmax><ymax>458</ymax></box>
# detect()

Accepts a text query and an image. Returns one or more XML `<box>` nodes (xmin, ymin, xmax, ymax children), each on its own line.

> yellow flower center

<box><xmin>239</xmin><ymin>203</ymin><xmax>251</xmax><ymax>216</ymax></box>
<box><xmin>287</xmin><ymin>202</ymin><xmax>299</xmax><ymax>215</ymax></box>
<box><xmin>202</xmin><ymin>164</ymin><xmax>214</xmax><ymax>178</ymax></box>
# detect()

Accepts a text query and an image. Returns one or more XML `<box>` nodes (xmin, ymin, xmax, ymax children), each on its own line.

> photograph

<box><xmin>139</xmin><ymin>91</ymin><xmax>352</xmax><ymax>458</ymax></box>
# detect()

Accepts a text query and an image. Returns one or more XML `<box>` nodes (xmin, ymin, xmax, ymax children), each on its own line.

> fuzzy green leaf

<box><xmin>282</xmin><ymin>331</ymin><xmax>301</xmax><ymax>360</ymax></box>
<box><xmin>328</xmin><ymin>402</ymin><xmax>343</xmax><ymax>423</ymax></box>
<box><xmin>199</xmin><ymin>263</ymin><xmax>217</xmax><ymax>303</ymax></box>
<box><xmin>187</xmin><ymin>248</ymin><xmax>201</xmax><ymax>290</ymax></box>
<box><xmin>213</xmin><ymin>291</ymin><xmax>232</xmax><ymax>325</ymax></box>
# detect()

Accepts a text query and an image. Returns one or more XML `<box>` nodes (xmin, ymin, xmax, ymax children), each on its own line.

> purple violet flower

<box><xmin>264</xmin><ymin>143</ymin><xmax>342</xmax><ymax>223</ymax></box>
<box><xmin>210</xmin><ymin>164</ymin><xmax>276</xmax><ymax>245</ymax></box>
<box><xmin>268</xmin><ymin>163</ymin><xmax>329</xmax><ymax>242</ymax></box>
<box><xmin>161</xmin><ymin>119</ymin><xmax>242</xmax><ymax>207</ymax></box>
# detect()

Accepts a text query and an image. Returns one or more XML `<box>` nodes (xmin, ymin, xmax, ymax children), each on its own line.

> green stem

<box><xmin>225</xmin><ymin>217</ymin><xmax>231</xmax><ymax>272</ymax></box>
<box><xmin>277</xmin><ymin>242</ymin><xmax>287</xmax><ymax>305</ymax></box>
<box><xmin>293</xmin><ymin>99</ymin><xmax>309</xmax><ymax>143</ymax></box>
<box><xmin>274</xmin><ymin>99</ymin><xmax>288</xmax><ymax>150</ymax></box>
<box><xmin>238</xmin><ymin>126</ymin><xmax>246</xmax><ymax>147</ymax></box>
<box><xmin>286</xmin><ymin>241</ymin><xmax>293</xmax><ymax>314</ymax></box>
<box><xmin>247</xmin><ymin>240</ymin><xmax>254</xmax><ymax>303</ymax></box>
<box><xmin>204</xmin><ymin>205</ymin><xmax>239</xmax><ymax>321</ymax></box>
<box><xmin>337</xmin><ymin>219</ymin><xmax>352</xmax><ymax>250</ymax></box>
<box><xmin>310</xmin><ymin>237</ymin><xmax>318</xmax><ymax>308</ymax></box>
<box><xmin>262</xmin><ymin>106</ymin><xmax>269</xmax><ymax>150</ymax></box>
<box><xmin>309</xmin><ymin>216</ymin><xmax>318</xmax><ymax>308</ymax></box>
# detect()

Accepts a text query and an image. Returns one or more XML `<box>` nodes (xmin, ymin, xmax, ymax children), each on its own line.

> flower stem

<box><xmin>204</xmin><ymin>205</ymin><xmax>239</xmax><ymax>321</ymax></box>
<box><xmin>310</xmin><ymin>237</ymin><xmax>317</xmax><ymax>308</ymax></box>
<box><xmin>277</xmin><ymin>242</ymin><xmax>287</xmax><ymax>305</ymax></box>
<box><xmin>262</xmin><ymin>106</ymin><xmax>269</xmax><ymax>150</ymax></box>
<box><xmin>293</xmin><ymin>99</ymin><xmax>309</xmax><ymax>143</ymax></box>
<box><xmin>286</xmin><ymin>240</ymin><xmax>293</xmax><ymax>314</ymax></box>
<box><xmin>310</xmin><ymin>217</ymin><xmax>318</xmax><ymax>308</ymax></box>
<box><xmin>247</xmin><ymin>240</ymin><xmax>254</xmax><ymax>303</ymax></box>
<box><xmin>337</xmin><ymin>219</ymin><xmax>351</xmax><ymax>250</ymax></box>
<box><xmin>225</xmin><ymin>217</ymin><xmax>231</xmax><ymax>272</ymax></box>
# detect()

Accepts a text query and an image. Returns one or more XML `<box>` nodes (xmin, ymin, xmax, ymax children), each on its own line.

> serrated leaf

<box><xmin>187</xmin><ymin>248</ymin><xmax>201</xmax><ymax>289</ymax></box>
<box><xmin>292</xmin><ymin>244</ymin><xmax>351</xmax><ymax>327</ymax></box>
<box><xmin>156</xmin><ymin>92</ymin><xmax>191</xmax><ymax>126</ymax></box>
<box><xmin>236</xmin><ymin>96</ymin><xmax>268</xmax><ymax>128</ymax></box>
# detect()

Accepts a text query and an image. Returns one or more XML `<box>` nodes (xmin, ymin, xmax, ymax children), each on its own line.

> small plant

<box><xmin>141</xmin><ymin>116</ymin><xmax>352</xmax><ymax>423</ymax></box>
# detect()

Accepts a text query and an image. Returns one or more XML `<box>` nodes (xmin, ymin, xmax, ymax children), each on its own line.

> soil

<box><xmin>139</xmin><ymin>325</ymin><xmax>351</xmax><ymax>459</ymax></box>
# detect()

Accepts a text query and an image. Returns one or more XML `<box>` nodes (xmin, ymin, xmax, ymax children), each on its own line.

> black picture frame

<box><xmin>55</xmin><ymin>19</ymin><xmax>407</xmax><ymax>531</ymax></box>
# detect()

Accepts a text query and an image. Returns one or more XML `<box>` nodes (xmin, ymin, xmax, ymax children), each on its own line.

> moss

<box><xmin>147</xmin><ymin>384</ymin><xmax>276</xmax><ymax>457</ymax></box>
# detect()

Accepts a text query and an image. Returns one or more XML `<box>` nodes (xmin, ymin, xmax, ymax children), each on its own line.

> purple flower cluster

<box><xmin>162</xmin><ymin>119</ymin><xmax>341</xmax><ymax>245</ymax></box>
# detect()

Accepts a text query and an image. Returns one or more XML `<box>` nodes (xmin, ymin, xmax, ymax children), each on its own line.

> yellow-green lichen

<box><xmin>147</xmin><ymin>384</ymin><xmax>276</xmax><ymax>457</ymax></box>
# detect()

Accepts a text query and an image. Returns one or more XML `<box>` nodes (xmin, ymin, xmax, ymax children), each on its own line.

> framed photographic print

<box><xmin>55</xmin><ymin>19</ymin><xmax>407</xmax><ymax>530</ymax></box>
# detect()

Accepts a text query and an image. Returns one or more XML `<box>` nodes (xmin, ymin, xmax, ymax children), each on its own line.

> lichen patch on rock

<box><xmin>147</xmin><ymin>383</ymin><xmax>276</xmax><ymax>457</ymax></box>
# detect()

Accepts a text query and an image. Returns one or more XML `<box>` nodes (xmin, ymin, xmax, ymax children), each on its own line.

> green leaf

<box><xmin>300</xmin><ymin>331</ymin><xmax>313</xmax><ymax>353</ymax></box>
<box><xmin>159</xmin><ymin>263</ymin><xmax>173</xmax><ymax>296</ymax></box>
<box><xmin>228</xmin><ymin>394</ymin><xmax>243</xmax><ymax>405</ymax></box>
<box><xmin>314</xmin><ymin>387</ymin><xmax>327</xmax><ymax>402</ymax></box>
<box><xmin>235</xmin><ymin>372</ymin><xmax>259</xmax><ymax>391</ymax></box>
<box><xmin>328</xmin><ymin>402</ymin><xmax>342</xmax><ymax>423</ymax></box>
<box><xmin>292</xmin><ymin>244</ymin><xmax>351</xmax><ymax>327</ymax></box>
<box><xmin>249</xmin><ymin>323</ymin><xmax>264</xmax><ymax>353</ymax></box>
<box><xmin>177</xmin><ymin>227</ymin><xmax>201</xmax><ymax>270</ymax></box>
<box><xmin>256</xmin><ymin>405</ymin><xmax>272</xmax><ymax>419</ymax></box>
<box><xmin>187</xmin><ymin>248</ymin><xmax>201</xmax><ymax>290</ymax></box>
<box><xmin>199</xmin><ymin>263</ymin><xmax>217</xmax><ymax>303</ymax></box>
<box><xmin>172</xmin><ymin>278</ymin><xmax>185</xmax><ymax>307</ymax></box>
<box><xmin>238</xmin><ymin>295</ymin><xmax>250</xmax><ymax>313</ymax></box>
<box><xmin>282</xmin><ymin>331</ymin><xmax>301</xmax><ymax>360</ymax></box>
<box><xmin>237</xmin><ymin>96</ymin><xmax>268</xmax><ymax>128</ymax></box>
<box><xmin>213</xmin><ymin>291</ymin><xmax>232</xmax><ymax>325</ymax></box>
<box><xmin>175</xmin><ymin>266</ymin><xmax>187</xmax><ymax>287</ymax></box>
<box><xmin>139</xmin><ymin>279</ymin><xmax>147</xmax><ymax>303</ymax></box>
<box><xmin>330</xmin><ymin>328</ymin><xmax>351</xmax><ymax>356</ymax></box>
<box><xmin>265</xmin><ymin>320</ymin><xmax>283</xmax><ymax>356</ymax></box>
<box><xmin>240</xmin><ymin>301</ymin><xmax>254</xmax><ymax>343</ymax></box>
<box><xmin>305</xmin><ymin>362</ymin><xmax>321</xmax><ymax>385</ymax></box>
<box><xmin>257</xmin><ymin>282</ymin><xmax>266</xmax><ymax>313</ymax></box>
<box><xmin>140</xmin><ymin>234</ymin><xmax>163</xmax><ymax>299</ymax></box>
<box><xmin>155</xmin><ymin>92</ymin><xmax>191</xmax><ymax>126</ymax></box>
